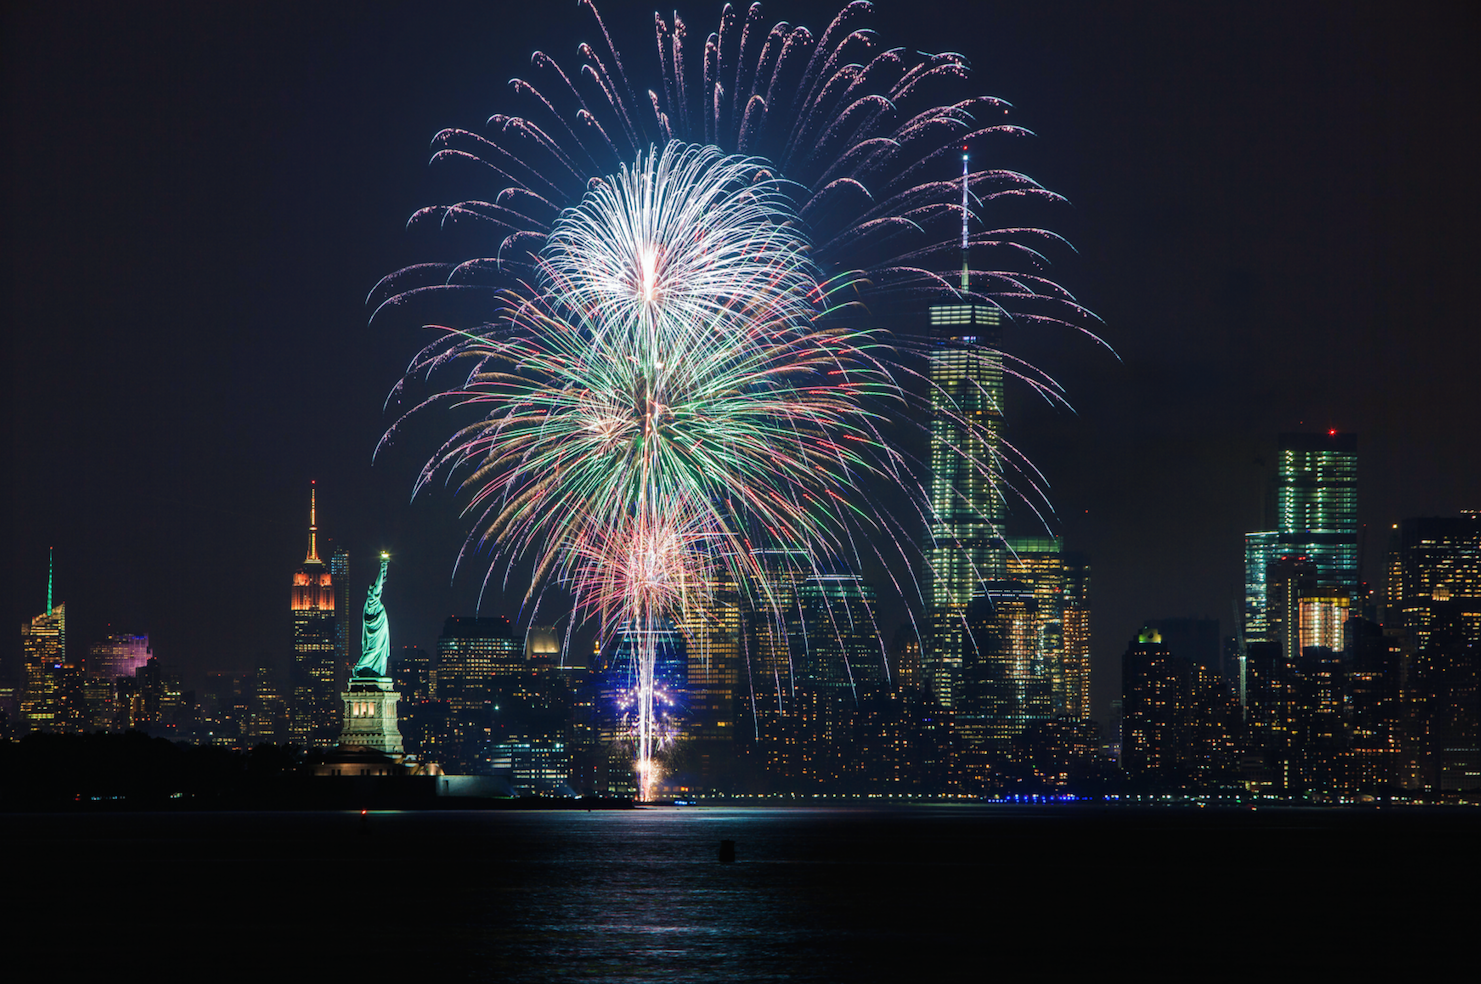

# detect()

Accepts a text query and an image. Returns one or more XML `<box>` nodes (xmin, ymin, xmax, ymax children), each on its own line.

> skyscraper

<box><xmin>1004</xmin><ymin>537</ymin><xmax>1069</xmax><ymax>717</ymax></box>
<box><xmin>674</xmin><ymin>573</ymin><xmax>742</xmax><ymax>787</ymax></box>
<box><xmin>20</xmin><ymin>551</ymin><xmax>80</xmax><ymax>732</ymax></box>
<box><xmin>1244</xmin><ymin>432</ymin><xmax>1359</xmax><ymax>644</ymax></box>
<box><xmin>917</xmin><ymin>144</ymin><xmax>1010</xmax><ymax>711</ymax></box>
<box><xmin>289</xmin><ymin>483</ymin><xmax>338</xmax><ymax>745</ymax></box>
<box><xmin>923</xmin><ymin>301</ymin><xmax>1006</xmax><ymax>710</ymax></box>
<box><xmin>1060</xmin><ymin>551</ymin><xmax>1092</xmax><ymax>720</ymax></box>
<box><xmin>1121</xmin><ymin>627</ymin><xmax>1240</xmax><ymax>783</ymax></box>
<box><xmin>960</xmin><ymin>581</ymin><xmax>1048</xmax><ymax>757</ymax></box>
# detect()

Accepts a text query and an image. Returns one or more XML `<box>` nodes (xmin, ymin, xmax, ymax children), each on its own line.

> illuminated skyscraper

<box><xmin>675</xmin><ymin>574</ymin><xmax>742</xmax><ymax>787</ymax></box>
<box><xmin>1244</xmin><ymin>432</ymin><xmax>1359</xmax><ymax>643</ymax></box>
<box><xmin>1121</xmin><ymin>627</ymin><xmax>1240</xmax><ymax>782</ymax></box>
<box><xmin>921</xmin><ymin>144</ymin><xmax>1008</xmax><ymax>711</ymax></box>
<box><xmin>953</xmin><ymin>538</ymin><xmax>1091</xmax><ymax>755</ymax></box>
<box><xmin>923</xmin><ymin>301</ymin><xmax>1005</xmax><ymax>710</ymax></box>
<box><xmin>960</xmin><ymin>581</ymin><xmax>1050</xmax><ymax>756</ymax></box>
<box><xmin>597</xmin><ymin>619</ymin><xmax>688</xmax><ymax>747</ymax></box>
<box><xmin>87</xmin><ymin>634</ymin><xmax>151</xmax><ymax>682</ymax></box>
<box><xmin>1004</xmin><ymin>537</ymin><xmax>1068</xmax><ymax>715</ymax></box>
<box><xmin>20</xmin><ymin>553</ymin><xmax>69</xmax><ymax>731</ymax></box>
<box><xmin>1060</xmin><ymin>552</ymin><xmax>1092</xmax><ymax>720</ymax></box>
<box><xmin>289</xmin><ymin>483</ymin><xmax>338</xmax><ymax>745</ymax></box>
<box><xmin>21</xmin><ymin>629</ymin><xmax>61</xmax><ymax>725</ymax></box>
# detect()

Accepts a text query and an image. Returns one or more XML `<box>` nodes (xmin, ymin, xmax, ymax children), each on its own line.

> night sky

<box><xmin>9</xmin><ymin>1</ymin><xmax>1478</xmax><ymax>720</ymax></box>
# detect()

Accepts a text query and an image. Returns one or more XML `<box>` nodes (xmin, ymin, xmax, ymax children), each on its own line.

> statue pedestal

<box><xmin>338</xmin><ymin>676</ymin><xmax>405</xmax><ymax>755</ymax></box>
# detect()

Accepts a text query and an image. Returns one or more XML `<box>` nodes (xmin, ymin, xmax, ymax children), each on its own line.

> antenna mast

<box><xmin>960</xmin><ymin>143</ymin><xmax>970</xmax><ymax>292</ymax></box>
<box><xmin>307</xmin><ymin>481</ymin><xmax>321</xmax><ymax>563</ymax></box>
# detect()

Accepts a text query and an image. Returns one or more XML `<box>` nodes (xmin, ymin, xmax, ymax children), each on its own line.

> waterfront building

<box><xmin>595</xmin><ymin>619</ymin><xmax>688</xmax><ymax>747</ymax></box>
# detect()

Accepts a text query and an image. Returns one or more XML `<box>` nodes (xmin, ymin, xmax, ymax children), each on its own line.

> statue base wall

<box><xmin>337</xmin><ymin>676</ymin><xmax>405</xmax><ymax>755</ymax></box>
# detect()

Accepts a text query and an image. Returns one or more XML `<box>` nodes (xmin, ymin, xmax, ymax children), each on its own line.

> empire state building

<box><xmin>290</xmin><ymin>481</ymin><xmax>338</xmax><ymax>744</ymax></box>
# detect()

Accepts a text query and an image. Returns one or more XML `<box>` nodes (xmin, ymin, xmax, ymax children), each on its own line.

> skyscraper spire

<box><xmin>306</xmin><ymin>481</ymin><xmax>321</xmax><ymax>563</ymax></box>
<box><xmin>960</xmin><ymin>142</ymin><xmax>971</xmax><ymax>292</ymax></box>
<box><xmin>47</xmin><ymin>547</ymin><xmax>53</xmax><ymax>615</ymax></box>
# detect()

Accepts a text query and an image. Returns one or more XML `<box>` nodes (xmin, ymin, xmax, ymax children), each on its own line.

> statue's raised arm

<box><xmin>354</xmin><ymin>552</ymin><xmax>391</xmax><ymax>679</ymax></box>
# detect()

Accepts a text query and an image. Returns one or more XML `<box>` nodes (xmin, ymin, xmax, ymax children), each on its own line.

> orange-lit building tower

<box><xmin>290</xmin><ymin>482</ymin><xmax>338</xmax><ymax>745</ymax></box>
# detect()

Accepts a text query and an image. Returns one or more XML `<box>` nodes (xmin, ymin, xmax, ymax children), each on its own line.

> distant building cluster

<box><xmin>1119</xmin><ymin>433</ymin><xmax>1480</xmax><ymax>798</ymax></box>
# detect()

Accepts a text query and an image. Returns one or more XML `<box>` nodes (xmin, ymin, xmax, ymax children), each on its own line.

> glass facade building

<box><xmin>923</xmin><ymin>302</ymin><xmax>1006</xmax><ymax>709</ymax></box>
<box><xmin>1244</xmin><ymin>432</ymin><xmax>1359</xmax><ymax>643</ymax></box>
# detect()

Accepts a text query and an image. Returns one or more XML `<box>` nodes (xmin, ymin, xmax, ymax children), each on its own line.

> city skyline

<box><xmin>9</xmin><ymin>1</ymin><xmax>1479</xmax><ymax>724</ymax></box>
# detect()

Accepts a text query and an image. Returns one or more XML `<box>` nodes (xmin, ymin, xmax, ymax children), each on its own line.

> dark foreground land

<box><xmin>8</xmin><ymin>804</ymin><xmax>1475</xmax><ymax>982</ymax></box>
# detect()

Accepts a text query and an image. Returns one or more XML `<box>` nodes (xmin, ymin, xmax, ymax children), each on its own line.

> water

<box><xmin>7</xmin><ymin>805</ymin><xmax>1474</xmax><ymax>980</ymax></box>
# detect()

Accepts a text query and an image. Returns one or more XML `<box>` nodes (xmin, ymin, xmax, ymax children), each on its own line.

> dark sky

<box><xmin>8</xmin><ymin>1</ymin><xmax>1478</xmax><ymax>720</ymax></box>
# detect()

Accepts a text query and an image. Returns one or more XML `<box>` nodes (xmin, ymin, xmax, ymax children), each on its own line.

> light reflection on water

<box><xmin>7</xmin><ymin>805</ymin><xmax>1469</xmax><ymax>981</ymax></box>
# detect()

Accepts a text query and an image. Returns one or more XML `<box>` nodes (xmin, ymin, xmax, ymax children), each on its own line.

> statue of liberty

<box><xmin>354</xmin><ymin>551</ymin><xmax>391</xmax><ymax>679</ymax></box>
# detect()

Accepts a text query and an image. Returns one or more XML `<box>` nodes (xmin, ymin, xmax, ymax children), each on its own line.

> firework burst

<box><xmin>374</xmin><ymin>3</ymin><xmax>1102</xmax><ymax>797</ymax></box>
<box><xmin>387</xmin><ymin>141</ymin><xmax>899</xmax><ymax>797</ymax></box>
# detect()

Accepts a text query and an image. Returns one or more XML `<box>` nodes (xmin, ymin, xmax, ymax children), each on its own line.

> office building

<box><xmin>674</xmin><ymin>575</ymin><xmax>743</xmax><ymax>787</ymax></box>
<box><xmin>1388</xmin><ymin>513</ymin><xmax>1481</xmax><ymax>652</ymax></box>
<box><xmin>923</xmin><ymin>300</ymin><xmax>1006</xmax><ymax>709</ymax></box>
<box><xmin>437</xmin><ymin>616</ymin><xmax>524</xmax><ymax>714</ymax></box>
<box><xmin>959</xmin><ymin>581</ymin><xmax>1052</xmax><ymax>758</ymax></box>
<box><xmin>290</xmin><ymin>483</ymin><xmax>338</xmax><ymax>745</ymax></box>
<box><xmin>80</xmin><ymin>633</ymin><xmax>150</xmax><ymax>730</ymax></box>
<box><xmin>595</xmin><ymin>619</ymin><xmax>688</xmax><ymax>747</ymax></box>
<box><xmin>1386</xmin><ymin>513</ymin><xmax>1481</xmax><ymax>791</ymax></box>
<box><xmin>1003</xmin><ymin>537</ymin><xmax>1073</xmax><ymax>718</ymax></box>
<box><xmin>20</xmin><ymin>553</ymin><xmax>80</xmax><ymax>732</ymax></box>
<box><xmin>1060</xmin><ymin>552</ymin><xmax>1092</xmax><ymax>720</ymax></box>
<box><xmin>1244</xmin><ymin>432</ymin><xmax>1359</xmax><ymax>643</ymax></box>
<box><xmin>745</xmin><ymin>548</ymin><xmax>809</xmax><ymax>703</ymax></box>
<box><xmin>791</xmin><ymin>574</ymin><xmax>885</xmax><ymax>689</ymax></box>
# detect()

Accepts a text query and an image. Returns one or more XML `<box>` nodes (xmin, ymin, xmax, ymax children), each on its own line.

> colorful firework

<box><xmin>373</xmin><ymin>3</ymin><xmax>1101</xmax><ymax>797</ymax></box>
<box><xmin>388</xmin><ymin>142</ymin><xmax>897</xmax><ymax>797</ymax></box>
